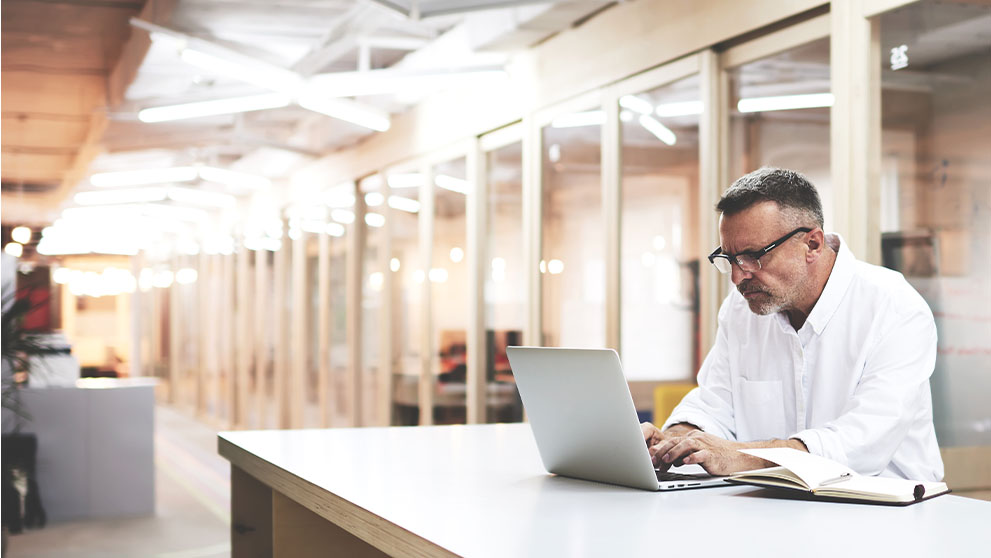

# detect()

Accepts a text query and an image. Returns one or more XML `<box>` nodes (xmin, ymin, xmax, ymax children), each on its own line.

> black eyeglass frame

<box><xmin>707</xmin><ymin>227</ymin><xmax>813</xmax><ymax>274</ymax></box>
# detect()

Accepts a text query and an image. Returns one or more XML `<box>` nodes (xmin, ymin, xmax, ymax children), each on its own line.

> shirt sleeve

<box><xmin>791</xmin><ymin>304</ymin><xmax>938</xmax><ymax>476</ymax></box>
<box><xmin>661</xmin><ymin>296</ymin><xmax>737</xmax><ymax>440</ymax></box>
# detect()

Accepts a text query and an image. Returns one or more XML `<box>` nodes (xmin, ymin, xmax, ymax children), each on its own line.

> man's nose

<box><xmin>730</xmin><ymin>262</ymin><xmax>752</xmax><ymax>285</ymax></box>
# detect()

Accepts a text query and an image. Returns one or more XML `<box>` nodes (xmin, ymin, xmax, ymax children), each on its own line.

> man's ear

<box><xmin>805</xmin><ymin>229</ymin><xmax>825</xmax><ymax>263</ymax></box>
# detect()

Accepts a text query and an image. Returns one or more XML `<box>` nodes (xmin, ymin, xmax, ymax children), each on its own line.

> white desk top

<box><xmin>219</xmin><ymin>423</ymin><xmax>991</xmax><ymax>558</ymax></box>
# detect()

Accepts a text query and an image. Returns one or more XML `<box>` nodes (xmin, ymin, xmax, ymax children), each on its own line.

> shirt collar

<box><xmin>802</xmin><ymin>232</ymin><xmax>855</xmax><ymax>336</ymax></box>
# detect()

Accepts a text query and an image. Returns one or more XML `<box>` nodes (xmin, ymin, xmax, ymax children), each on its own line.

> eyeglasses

<box><xmin>708</xmin><ymin>227</ymin><xmax>812</xmax><ymax>274</ymax></box>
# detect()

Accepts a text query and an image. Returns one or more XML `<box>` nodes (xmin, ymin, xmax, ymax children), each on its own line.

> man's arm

<box><xmin>649</xmin><ymin>430</ymin><xmax>808</xmax><ymax>475</ymax></box>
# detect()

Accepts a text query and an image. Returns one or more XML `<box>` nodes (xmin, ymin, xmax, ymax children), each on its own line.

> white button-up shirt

<box><xmin>663</xmin><ymin>234</ymin><xmax>944</xmax><ymax>481</ymax></box>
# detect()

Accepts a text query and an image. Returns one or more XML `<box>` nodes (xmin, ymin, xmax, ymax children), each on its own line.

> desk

<box><xmin>219</xmin><ymin>424</ymin><xmax>991</xmax><ymax>558</ymax></box>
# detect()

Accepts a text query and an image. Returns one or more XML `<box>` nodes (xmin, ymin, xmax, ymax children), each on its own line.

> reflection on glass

<box><xmin>542</xmin><ymin>116</ymin><xmax>604</xmax><ymax>347</ymax></box>
<box><xmin>388</xmin><ymin>169</ymin><xmax>422</xmax><ymax>425</ymax></box>
<box><xmin>728</xmin><ymin>37</ymin><xmax>832</xmax><ymax>227</ymax></box>
<box><xmin>620</xmin><ymin>75</ymin><xmax>701</xmax><ymax>381</ymax></box>
<box><xmin>431</xmin><ymin>157</ymin><xmax>468</xmax><ymax>424</ymax></box>
<box><xmin>485</xmin><ymin>141</ymin><xmax>524</xmax><ymax>422</ymax></box>
<box><xmin>360</xmin><ymin>175</ymin><xmax>385</xmax><ymax>425</ymax></box>
<box><xmin>877</xmin><ymin>0</ymin><xmax>991</xmax><ymax>447</ymax></box>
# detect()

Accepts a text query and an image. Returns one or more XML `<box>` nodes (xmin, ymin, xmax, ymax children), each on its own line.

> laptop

<box><xmin>506</xmin><ymin>346</ymin><xmax>728</xmax><ymax>491</ymax></box>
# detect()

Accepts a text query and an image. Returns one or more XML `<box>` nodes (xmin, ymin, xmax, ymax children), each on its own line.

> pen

<box><xmin>819</xmin><ymin>472</ymin><xmax>852</xmax><ymax>486</ymax></box>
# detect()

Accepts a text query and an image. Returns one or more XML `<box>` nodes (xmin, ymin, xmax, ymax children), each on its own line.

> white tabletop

<box><xmin>219</xmin><ymin>423</ymin><xmax>991</xmax><ymax>558</ymax></box>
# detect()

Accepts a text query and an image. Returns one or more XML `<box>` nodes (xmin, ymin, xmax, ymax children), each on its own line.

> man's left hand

<box><xmin>648</xmin><ymin>430</ymin><xmax>770</xmax><ymax>476</ymax></box>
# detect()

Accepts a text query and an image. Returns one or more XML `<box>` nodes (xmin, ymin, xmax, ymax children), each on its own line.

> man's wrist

<box><xmin>664</xmin><ymin>422</ymin><xmax>701</xmax><ymax>436</ymax></box>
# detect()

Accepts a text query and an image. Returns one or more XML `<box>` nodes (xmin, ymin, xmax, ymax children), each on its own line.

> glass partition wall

<box><xmin>430</xmin><ymin>157</ymin><xmax>469</xmax><ymax>424</ymax></box>
<box><xmin>727</xmin><ymin>36</ymin><xmax>833</xmax><ymax>227</ymax></box>
<box><xmin>619</xmin><ymin>74</ymin><xmax>702</xmax><ymax>381</ymax></box>
<box><xmin>387</xmin><ymin>166</ymin><xmax>424</xmax><ymax>425</ymax></box>
<box><xmin>541</xmin><ymin>109</ymin><xmax>605</xmax><ymax>348</ymax></box>
<box><xmin>875</xmin><ymin>0</ymin><xmax>991</xmax><ymax>449</ymax></box>
<box><xmin>483</xmin><ymin>138</ymin><xmax>525</xmax><ymax>422</ymax></box>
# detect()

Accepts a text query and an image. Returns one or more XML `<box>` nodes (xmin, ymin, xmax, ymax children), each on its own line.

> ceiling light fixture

<box><xmin>296</xmin><ymin>93</ymin><xmax>391</xmax><ymax>132</ymax></box>
<box><xmin>90</xmin><ymin>167</ymin><xmax>198</xmax><ymax>187</ymax></box>
<box><xmin>198</xmin><ymin>166</ymin><xmax>271</xmax><ymax>190</ymax></box>
<box><xmin>167</xmin><ymin>187</ymin><xmax>237</xmax><ymax>208</ymax></box>
<box><xmin>737</xmin><ymin>93</ymin><xmax>834</xmax><ymax>113</ymax></box>
<box><xmin>619</xmin><ymin>95</ymin><xmax>654</xmax><ymax>115</ymax></box>
<box><xmin>74</xmin><ymin>187</ymin><xmax>169</xmax><ymax>206</ymax></box>
<box><xmin>387</xmin><ymin>173</ymin><xmax>424</xmax><ymax>189</ymax></box>
<box><xmin>434</xmin><ymin>174</ymin><xmax>469</xmax><ymax>194</ymax></box>
<box><xmin>11</xmin><ymin>226</ymin><xmax>32</xmax><ymax>244</ymax></box>
<box><xmin>138</xmin><ymin>93</ymin><xmax>293</xmax><ymax>123</ymax></box>
<box><xmin>655</xmin><ymin>100</ymin><xmax>704</xmax><ymax>117</ymax></box>
<box><xmin>387</xmin><ymin>196</ymin><xmax>420</xmax><ymax>213</ymax></box>
<box><xmin>638</xmin><ymin>115</ymin><xmax>677</xmax><ymax>146</ymax></box>
<box><xmin>550</xmin><ymin>110</ymin><xmax>606</xmax><ymax>128</ymax></box>
<box><xmin>179</xmin><ymin>49</ymin><xmax>303</xmax><ymax>94</ymax></box>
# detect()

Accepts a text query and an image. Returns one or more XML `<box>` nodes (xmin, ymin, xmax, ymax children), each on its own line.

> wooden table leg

<box><xmin>272</xmin><ymin>491</ymin><xmax>390</xmax><ymax>558</ymax></box>
<box><xmin>231</xmin><ymin>466</ymin><xmax>273</xmax><ymax>558</ymax></box>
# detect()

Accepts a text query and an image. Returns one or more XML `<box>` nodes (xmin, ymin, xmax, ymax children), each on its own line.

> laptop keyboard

<box><xmin>656</xmin><ymin>470</ymin><xmax>706</xmax><ymax>481</ymax></box>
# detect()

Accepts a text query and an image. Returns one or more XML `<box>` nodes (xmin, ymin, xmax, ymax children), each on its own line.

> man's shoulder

<box><xmin>848</xmin><ymin>259</ymin><xmax>932</xmax><ymax>317</ymax></box>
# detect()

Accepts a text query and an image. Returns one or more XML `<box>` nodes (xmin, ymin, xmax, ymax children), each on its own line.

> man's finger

<box><xmin>661</xmin><ymin>437</ymin><xmax>701</xmax><ymax>464</ymax></box>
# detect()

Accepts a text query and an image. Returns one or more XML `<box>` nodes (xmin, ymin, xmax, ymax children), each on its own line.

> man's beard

<box><xmin>737</xmin><ymin>279</ymin><xmax>786</xmax><ymax>315</ymax></box>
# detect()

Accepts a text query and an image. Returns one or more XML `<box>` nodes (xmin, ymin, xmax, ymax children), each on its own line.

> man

<box><xmin>641</xmin><ymin>167</ymin><xmax>943</xmax><ymax>481</ymax></box>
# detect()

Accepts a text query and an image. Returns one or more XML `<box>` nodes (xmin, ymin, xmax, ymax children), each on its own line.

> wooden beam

<box><xmin>107</xmin><ymin>0</ymin><xmax>179</xmax><ymax>108</ymax></box>
<box><xmin>318</xmin><ymin>231</ymin><xmax>332</xmax><ymax>427</ymax></box>
<box><xmin>254</xmin><ymin>249</ymin><xmax>270</xmax><ymax>429</ymax></box>
<box><xmin>289</xmin><ymin>233</ymin><xmax>307</xmax><ymax>429</ymax></box>
<box><xmin>273</xmin><ymin>228</ymin><xmax>290</xmax><ymax>428</ymax></box>
<box><xmin>347</xmin><ymin>186</ymin><xmax>366</xmax><ymax>427</ymax></box>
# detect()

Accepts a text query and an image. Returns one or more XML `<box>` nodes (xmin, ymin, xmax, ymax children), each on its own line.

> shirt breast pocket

<box><xmin>733</xmin><ymin>378</ymin><xmax>787</xmax><ymax>441</ymax></box>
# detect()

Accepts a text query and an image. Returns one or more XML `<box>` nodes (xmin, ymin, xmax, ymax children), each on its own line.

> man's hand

<box><xmin>640</xmin><ymin>422</ymin><xmax>699</xmax><ymax>472</ymax></box>
<box><xmin>647</xmin><ymin>430</ymin><xmax>808</xmax><ymax>476</ymax></box>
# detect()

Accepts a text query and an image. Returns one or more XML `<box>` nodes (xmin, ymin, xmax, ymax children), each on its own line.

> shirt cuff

<box><xmin>663</xmin><ymin>412</ymin><xmax>731</xmax><ymax>440</ymax></box>
<box><xmin>791</xmin><ymin>429</ymin><xmax>823</xmax><ymax>457</ymax></box>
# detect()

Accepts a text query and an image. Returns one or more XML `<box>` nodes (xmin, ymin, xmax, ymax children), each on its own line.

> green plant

<box><xmin>1</xmin><ymin>289</ymin><xmax>50</xmax><ymax>433</ymax></box>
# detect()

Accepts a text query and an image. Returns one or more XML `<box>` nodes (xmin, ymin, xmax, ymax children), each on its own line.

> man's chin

<box><xmin>745</xmin><ymin>296</ymin><xmax>782</xmax><ymax>316</ymax></box>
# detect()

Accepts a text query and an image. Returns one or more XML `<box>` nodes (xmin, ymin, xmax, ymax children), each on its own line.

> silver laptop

<box><xmin>507</xmin><ymin>346</ymin><xmax>727</xmax><ymax>491</ymax></box>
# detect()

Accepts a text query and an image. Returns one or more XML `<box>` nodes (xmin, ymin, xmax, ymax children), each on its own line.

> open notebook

<box><xmin>728</xmin><ymin>448</ymin><xmax>949</xmax><ymax>506</ymax></box>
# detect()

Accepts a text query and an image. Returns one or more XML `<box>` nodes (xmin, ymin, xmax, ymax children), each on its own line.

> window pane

<box><xmin>878</xmin><ymin>0</ymin><xmax>991</xmax><ymax>447</ymax></box>
<box><xmin>360</xmin><ymin>175</ymin><xmax>386</xmax><ymax>426</ymax></box>
<box><xmin>542</xmin><ymin>115</ymin><xmax>604</xmax><ymax>347</ymax></box>
<box><xmin>432</xmin><ymin>157</ymin><xmax>468</xmax><ymax>424</ymax></box>
<box><xmin>620</xmin><ymin>75</ymin><xmax>701</xmax><ymax>381</ymax></box>
<box><xmin>387</xmin><ymin>169</ymin><xmax>422</xmax><ymax>425</ymax></box>
<box><xmin>728</xmin><ymin>37</ymin><xmax>832</xmax><ymax>227</ymax></box>
<box><xmin>485</xmin><ymin>141</ymin><xmax>524</xmax><ymax>422</ymax></box>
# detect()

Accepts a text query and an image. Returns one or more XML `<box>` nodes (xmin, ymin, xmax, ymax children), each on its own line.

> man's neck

<box><xmin>785</xmin><ymin>245</ymin><xmax>838</xmax><ymax>330</ymax></box>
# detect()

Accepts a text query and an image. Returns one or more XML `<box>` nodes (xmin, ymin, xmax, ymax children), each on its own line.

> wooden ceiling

<box><xmin>1</xmin><ymin>0</ymin><xmax>173</xmax><ymax>221</ymax></box>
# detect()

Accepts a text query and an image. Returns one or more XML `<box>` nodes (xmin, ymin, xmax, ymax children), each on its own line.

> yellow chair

<box><xmin>653</xmin><ymin>383</ymin><xmax>697</xmax><ymax>425</ymax></box>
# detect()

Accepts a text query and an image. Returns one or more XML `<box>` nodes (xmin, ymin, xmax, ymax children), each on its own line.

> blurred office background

<box><xmin>1</xmin><ymin>0</ymin><xmax>989</xmax><ymax>555</ymax></box>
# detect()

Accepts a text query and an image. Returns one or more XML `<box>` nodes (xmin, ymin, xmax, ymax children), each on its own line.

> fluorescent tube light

<box><xmin>331</xmin><ymin>209</ymin><xmax>355</xmax><ymax>224</ymax></box>
<box><xmin>4</xmin><ymin>243</ymin><xmax>23</xmax><ymax>258</ymax></box>
<box><xmin>300</xmin><ymin>220</ymin><xmax>326</xmax><ymax>234</ymax></box>
<box><xmin>138</xmin><ymin>94</ymin><xmax>292</xmax><ymax>123</ymax></box>
<box><xmin>180</xmin><ymin>49</ymin><xmax>302</xmax><ymax>94</ymax></box>
<box><xmin>737</xmin><ymin>93</ymin><xmax>834</xmax><ymax>113</ymax></box>
<box><xmin>11</xmin><ymin>226</ymin><xmax>31</xmax><ymax>244</ymax></box>
<box><xmin>74</xmin><ymin>187</ymin><xmax>168</xmax><ymax>206</ymax></box>
<box><xmin>365</xmin><ymin>213</ymin><xmax>386</xmax><ymax>227</ymax></box>
<box><xmin>388</xmin><ymin>196</ymin><xmax>420</xmax><ymax>213</ymax></box>
<box><xmin>90</xmin><ymin>167</ymin><xmax>198</xmax><ymax>187</ymax></box>
<box><xmin>619</xmin><ymin>95</ymin><xmax>653</xmax><ymax>115</ymax></box>
<box><xmin>638</xmin><ymin>115</ymin><xmax>677</xmax><ymax>146</ymax></box>
<box><xmin>296</xmin><ymin>93</ymin><xmax>391</xmax><ymax>132</ymax></box>
<box><xmin>167</xmin><ymin>187</ymin><xmax>237</xmax><ymax>208</ymax></box>
<box><xmin>387</xmin><ymin>173</ymin><xmax>424</xmax><ymax>189</ymax></box>
<box><xmin>307</xmin><ymin>66</ymin><xmax>506</xmax><ymax>97</ymax></box>
<box><xmin>655</xmin><ymin>100</ymin><xmax>704</xmax><ymax>117</ymax></box>
<box><xmin>325</xmin><ymin>223</ymin><xmax>345</xmax><ymax>237</ymax></box>
<box><xmin>364</xmin><ymin>192</ymin><xmax>385</xmax><ymax>207</ymax></box>
<box><xmin>550</xmin><ymin>110</ymin><xmax>605</xmax><ymax>128</ymax></box>
<box><xmin>434</xmin><ymin>174</ymin><xmax>469</xmax><ymax>194</ymax></box>
<box><xmin>198</xmin><ymin>166</ymin><xmax>271</xmax><ymax>190</ymax></box>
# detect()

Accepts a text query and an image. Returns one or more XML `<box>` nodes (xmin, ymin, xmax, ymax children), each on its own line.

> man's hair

<box><xmin>716</xmin><ymin>167</ymin><xmax>824</xmax><ymax>228</ymax></box>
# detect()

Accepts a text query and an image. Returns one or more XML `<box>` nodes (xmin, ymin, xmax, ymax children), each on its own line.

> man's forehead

<box><xmin>718</xmin><ymin>202</ymin><xmax>789</xmax><ymax>250</ymax></box>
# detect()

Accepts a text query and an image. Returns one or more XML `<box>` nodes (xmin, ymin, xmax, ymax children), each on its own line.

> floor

<box><xmin>5</xmin><ymin>405</ymin><xmax>231</xmax><ymax>558</ymax></box>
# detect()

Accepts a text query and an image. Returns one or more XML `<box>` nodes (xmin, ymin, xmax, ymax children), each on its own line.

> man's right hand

<box><xmin>640</xmin><ymin>422</ymin><xmax>701</xmax><ymax>471</ymax></box>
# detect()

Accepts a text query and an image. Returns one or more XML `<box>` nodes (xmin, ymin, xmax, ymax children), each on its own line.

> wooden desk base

<box><xmin>232</xmin><ymin>466</ymin><xmax>388</xmax><ymax>558</ymax></box>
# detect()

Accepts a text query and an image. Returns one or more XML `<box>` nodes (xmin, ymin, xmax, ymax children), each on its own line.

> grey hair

<box><xmin>716</xmin><ymin>167</ymin><xmax>824</xmax><ymax>228</ymax></box>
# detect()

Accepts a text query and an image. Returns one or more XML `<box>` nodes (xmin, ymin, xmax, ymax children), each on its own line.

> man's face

<box><xmin>717</xmin><ymin>202</ymin><xmax>809</xmax><ymax>315</ymax></box>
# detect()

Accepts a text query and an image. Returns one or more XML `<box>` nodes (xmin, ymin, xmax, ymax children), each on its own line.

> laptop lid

<box><xmin>507</xmin><ymin>346</ymin><xmax>665</xmax><ymax>491</ymax></box>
